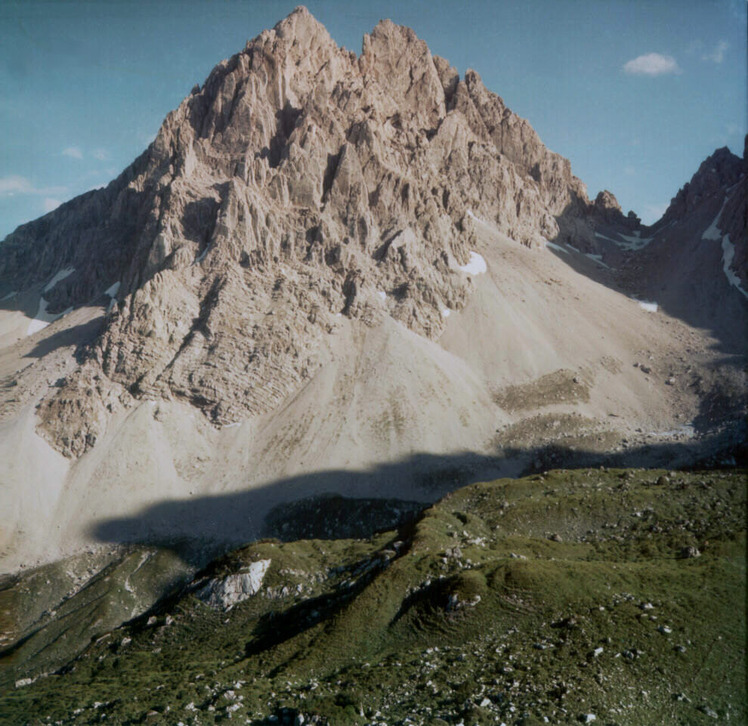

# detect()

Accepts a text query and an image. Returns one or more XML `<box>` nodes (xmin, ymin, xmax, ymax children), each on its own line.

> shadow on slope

<box><xmin>24</xmin><ymin>315</ymin><xmax>105</xmax><ymax>360</ymax></box>
<box><xmin>548</xmin><ymin>195</ymin><xmax>748</xmax><ymax>360</ymax></box>
<box><xmin>89</xmin><ymin>429</ymin><xmax>746</xmax><ymax>567</ymax></box>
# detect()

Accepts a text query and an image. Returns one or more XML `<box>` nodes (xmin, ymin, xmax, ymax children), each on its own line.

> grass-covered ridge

<box><xmin>1</xmin><ymin>468</ymin><xmax>745</xmax><ymax>725</ymax></box>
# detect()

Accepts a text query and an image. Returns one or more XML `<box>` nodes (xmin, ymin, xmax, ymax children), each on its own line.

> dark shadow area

<box><xmin>24</xmin><ymin>315</ymin><xmax>105</xmax><ymax>360</ymax></box>
<box><xmin>549</xmin><ymin>192</ymin><xmax>748</xmax><ymax>361</ymax></box>
<box><xmin>262</xmin><ymin>493</ymin><xmax>423</xmax><ymax>542</ymax></box>
<box><xmin>256</xmin><ymin>102</ymin><xmax>303</xmax><ymax>169</ymax></box>
<box><xmin>182</xmin><ymin>195</ymin><xmax>221</xmax><ymax>250</ymax></box>
<box><xmin>89</xmin><ymin>429</ymin><xmax>747</xmax><ymax>568</ymax></box>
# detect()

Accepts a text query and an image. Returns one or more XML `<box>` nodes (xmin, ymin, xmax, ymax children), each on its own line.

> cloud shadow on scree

<box><xmin>89</xmin><ymin>431</ymin><xmax>746</xmax><ymax>566</ymax></box>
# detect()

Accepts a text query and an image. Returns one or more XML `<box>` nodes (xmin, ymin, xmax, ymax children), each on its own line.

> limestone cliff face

<box><xmin>0</xmin><ymin>7</ymin><xmax>602</xmax><ymax>455</ymax></box>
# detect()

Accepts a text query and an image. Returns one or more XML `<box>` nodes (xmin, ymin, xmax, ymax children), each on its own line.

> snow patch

<box><xmin>377</xmin><ymin>290</ymin><xmax>387</xmax><ymax>301</ymax></box>
<box><xmin>194</xmin><ymin>245</ymin><xmax>211</xmax><ymax>264</ymax></box>
<box><xmin>638</xmin><ymin>301</ymin><xmax>658</xmax><ymax>313</ymax></box>
<box><xmin>104</xmin><ymin>281</ymin><xmax>121</xmax><ymax>298</ymax></box>
<box><xmin>597</xmin><ymin>230</ymin><xmax>652</xmax><ymax>251</ymax></box>
<box><xmin>545</xmin><ymin>240</ymin><xmax>568</xmax><ymax>254</ymax></box>
<box><xmin>0</xmin><ymin>291</ymin><xmax>17</xmax><ymax>302</ymax></box>
<box><xmin>721</xmin><ymin>235</ymin><xmax>748</xmax><ymax>298</ymax></box>
<box><xmin>27</xmin><ymin>268</ymin><xmax>77</xmax><ymax>335</ymax></box>
<box><xmin>27</xmin><ymin>302</ymin><xmax>73</xmax><ymax>336</ymax></box>
<box><xmin>458</xmin><ymin>251</ymin><xmax>487</xmax><ymax>275</ymax></box>
<box><xmin>594</xmin><ymin>232</ymin><xmax>617</xmax><ymax>243</ymax></box>
<box><xmin>585</xmin><ymin>253</ymin><xmax>611</xmax><ymax>269</ymax></box>
<box><xmin>43</xmin><ymin>268</ymin><xmax>75</xmax><ymax>292</ymax></box>
<box><xmin>441</xmin><ymin>308</ymin><xmax>452</xmax><ymax>318</ymax></box>
<box><xmin>702</xmin><ymin>197</ymin><xmax>729</xmax><ymax>241</ymax></box>
<box><xmin>616</xmin><ymin>233</ymin><xmax>652</xmax><ymax>251</ymax></box>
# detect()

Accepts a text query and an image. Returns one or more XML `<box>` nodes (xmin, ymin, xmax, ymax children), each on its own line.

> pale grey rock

<box><xmin>197</xmin><ymin>559</ymin><xmax>271</xmax><ymax>610</ymax></box>
<box><xmin>0</xmin><ymin>6</ymin><xmax>710</xmax><ymax>460</ymax></box>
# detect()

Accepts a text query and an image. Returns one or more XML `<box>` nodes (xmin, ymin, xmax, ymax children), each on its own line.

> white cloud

<box><xmin>702</xmin><ymin>40</ymin><xmax>728</xmax><ymax>63</ymax></box>
<box><xmin>92</xmin><ymin>148</ymin><xmax>109</xmax><ymax>161</ymax></box>
<box><xmin>0</xmin><ymin>175</ymin><xmax>67</xmax><ymax>198</ymax></box>
<box><xmin>623</xmin><ymin>53</ymin><xmax>680</xmax><ymax>76</ymax></box>
<box><xmin>43</xmin><ymin>198</ymin><xmax>62</xmax><ymax>213</ymax></box>
<box><xmin>62</xmin><ymin>146</ymin><xmax>84</xmax><ymax>159</ymax></box>
<box><xmin>0</xmin><ymin>175</ymin><xmax>33</xmax><ymax>195</ymax></box>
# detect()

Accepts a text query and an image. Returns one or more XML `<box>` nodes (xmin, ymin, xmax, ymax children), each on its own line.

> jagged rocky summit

<box><xmin>0</xmin><ymin>8</ymin><xmax>745</xmax><ymax>572</ymax></box>
<box><xmin>1</xmin><ymin>6</ymin><xmax>621</xmax><ymax>455</ymax></box>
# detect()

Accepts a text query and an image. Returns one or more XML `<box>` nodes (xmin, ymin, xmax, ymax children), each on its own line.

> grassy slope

<box><xmin>1</xmin><ymin>468</ymin><xmax>745</xmax><ymax>725</ymax></box>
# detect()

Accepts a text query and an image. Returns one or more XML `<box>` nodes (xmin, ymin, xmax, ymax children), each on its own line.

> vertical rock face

<box><xmin>0</xmin><ymin>7</ymin><xmax>614</xmax><ymax>454</ymax></box>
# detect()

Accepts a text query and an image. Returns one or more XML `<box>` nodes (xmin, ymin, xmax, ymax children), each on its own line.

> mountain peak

<box><xmin>660</xmin><ymin>144</ymin><xmax>745</xmax><ymax>224</ymax></box>
<box><xmin>273</xmin><ymin>5</ymin><xmax>328</xmax><ymax>41</ymax></box>
<box><xmin>0</xmin><ymin>10</ymin><xmax>628</xmax><ymax>461</ymax></box>
<box><xmin>0</xmin><ymin>8</ymin><xmax>746</xmax><ymax>583</ymax></box>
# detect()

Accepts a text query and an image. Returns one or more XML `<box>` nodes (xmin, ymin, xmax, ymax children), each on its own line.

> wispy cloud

<box><xmin>0</xmin><ymin>175</ymin><xmax>67</xmax><ymax>198</ymax></box>
<box><xmin>62</xmin><ymin>146</ymin><xmax>84</xmax><ymax>159</ymax></box>
<box><xmin>623</xmin><ymin>53</ymin><xmax>680</xmax><ymax>76</ymax></box>
<box><xmin>0</xmin><ymin>176</ymin><xmax>34</xmax><ymax>195</ymax></box>
<box><xmin>92</xmin><ymin>148</ymin><xmax>109</xmax><ymax>161</ymax></box>
<box><xmin>702</xmin><ymin>40</ymin><xmax>728</xmax><ymax>63</ymax></box>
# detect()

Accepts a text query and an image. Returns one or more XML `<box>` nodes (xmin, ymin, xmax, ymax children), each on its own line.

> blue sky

<box><xmin>1</xmin><ymin>0</ymin><xmax>745</xmax><ymax>238</ymax></box>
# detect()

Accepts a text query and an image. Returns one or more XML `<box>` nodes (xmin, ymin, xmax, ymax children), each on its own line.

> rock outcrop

<box><xmin>658</xmin><ymin>145</ymin><xmax>745</xmax><ymax>226</ymax></box>
<box><xmin>196</xmin><ymin>559</ymin><xmax>271</xmax><ymax>610</ymax></box>
<box><xmin>0</xmin><ymin>6</ymin><xmax>605</xmax><ymax>454</ymax></box>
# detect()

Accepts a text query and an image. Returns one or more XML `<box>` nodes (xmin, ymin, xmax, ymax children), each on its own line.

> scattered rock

<box><xmin>678</xmin><ymin>546</ymin><xmax>701</xmax><ymax>559</ymax></box>
<box><xmin>697</xmin><ymin>705</ymin><xmax>719</xmax><ymax>719</ymax></box>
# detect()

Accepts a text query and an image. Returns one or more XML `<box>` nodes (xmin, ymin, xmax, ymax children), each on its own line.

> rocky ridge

<box><xmin>1</xmin><ymin>7</ymin><xmax>615</xmax><ymax>455</ymax></box>
<box><xmin>618</xmin><ymin>141</ymin><xmax>748</xmax><ymax>349</ymax></box>
<box><xmin>0</xmin><ymin>9</ymin><xmax>745</xmax><ymax>574</ymax></box>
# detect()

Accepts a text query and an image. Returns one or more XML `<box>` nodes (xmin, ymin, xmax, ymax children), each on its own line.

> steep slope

<box><xmin>2</xmin><ymin>468</ymin><xmax>744</xmax><ymax>725</ymax></box>
<box><xmin>634</xmin><ymin>144</ymin><xmax>747</xmax><ymax>350</ymax></box>
<box><xmin>0</xmin><ymin>9</ymin><xmax>592</xmax><ymax>434</ymax></box>
<box><xmin>0</xmin><ymin>8</ymin><xmax>743</xmax><ymax>571</ymax></box>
